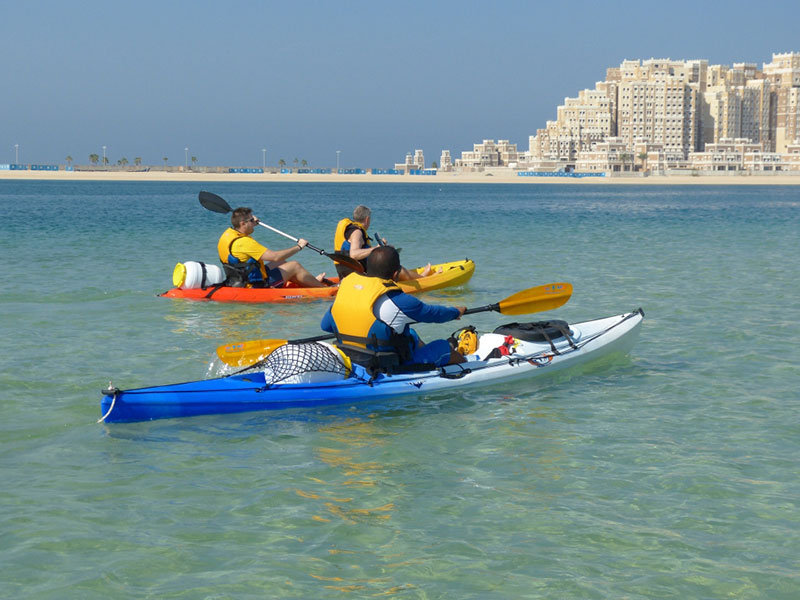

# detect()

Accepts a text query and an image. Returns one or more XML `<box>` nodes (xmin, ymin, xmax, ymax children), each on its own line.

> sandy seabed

<box><xmin>2</xmin><ymin>170</ymin><xmax>800</xmax><ymax>185</ymax></box>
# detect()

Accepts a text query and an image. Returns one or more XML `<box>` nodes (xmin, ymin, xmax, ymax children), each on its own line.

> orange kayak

<box><xmin>159</xmin><ymin>259</ymin><xmax>475</xmax><ymax>303</ymax></box>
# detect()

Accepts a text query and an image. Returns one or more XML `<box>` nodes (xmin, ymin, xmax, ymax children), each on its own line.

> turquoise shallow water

<box><xmin>1</xmin><ymin>181</ymin><xmax>799</xmax><ymax>598</ymax></box>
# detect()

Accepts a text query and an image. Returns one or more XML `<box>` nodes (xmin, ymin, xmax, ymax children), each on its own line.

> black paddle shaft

<box><xmin>463</xmin><ymin>303</ymin><xmax>500</xmax><ymax>316</ymax></box>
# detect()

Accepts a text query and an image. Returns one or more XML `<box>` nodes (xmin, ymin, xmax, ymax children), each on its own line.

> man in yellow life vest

<box><xmin>333</xmin><ymin>205</ymin><xmax>433</xmax><ymax>280</ymax></box>
<box><xmin>217</xmin><ymin>207</ymin><xmax>330</xmax><ymax>288</ymax></box>
<box><xmin>321</xmin><ymin>246</ymin><xmax>466</xmax><ymax>367</ymax></box>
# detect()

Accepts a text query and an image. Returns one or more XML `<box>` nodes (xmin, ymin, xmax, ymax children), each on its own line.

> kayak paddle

<box><xmin>463</xmin><ymin>282</ymin><xmax>572</xmax><ymax>316</ymax></box>
<box><xmin>375</xmin><ymin>232</ymin><xmax>384</xmax><ymax>245</ymax></box>
<box><xmin>374</xmin><ymin>232</ymin><xmax>400</xmax><ymax>253</ymax></box>
<box><xmin>216</xmin><ymin>333</ymin><xmax>335</xmax><ymax>368</ymax></box>
<box><xmin>198</xmin><ymin>191</ymin><xmax>365</xmax><ymax>274</ymax></box>
<box><xmin>216</xmin><ymin>282</ymin><xmax>573</xmax><ymax>367</ymax></box>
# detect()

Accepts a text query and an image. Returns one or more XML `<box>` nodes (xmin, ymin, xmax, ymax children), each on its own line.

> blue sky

<box><xmin>2</xmin><ymin>0</ymin><xmax>798</xmax><ymax>168</ymax></box>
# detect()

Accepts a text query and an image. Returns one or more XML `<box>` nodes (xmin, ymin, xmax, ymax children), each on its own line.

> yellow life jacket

<box><xmin>334</xmin><ymin>218</ymin><xmax>372</xmax><ymax>253</ymax></box>
<box><xmin>217</xmin><ymin>227</ymin><xmax>267</xmax><ymax>284</ymax></box>
<box><xmin>217</xmin><ymin>228</ymin><xmax>243</xmax><ymax>263</ymax></box>
<box><xmin>330</xmin><ymin>273</ymin><xmax>400</xmax><ymax>349</ymax></box>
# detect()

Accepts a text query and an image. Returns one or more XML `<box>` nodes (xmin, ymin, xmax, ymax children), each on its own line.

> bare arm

<box><xmin>259</xmin><ymin>239</ymin><xmax>308</xmax><ymax>264</ymax></box>
<box><xmin>347</xmin><ymin>229</ymin><xmax>374</xmax><ymax>261</ymax></box>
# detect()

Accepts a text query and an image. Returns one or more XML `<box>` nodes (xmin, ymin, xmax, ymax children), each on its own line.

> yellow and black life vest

<box><xmin>330</xmin><ymin>273</ymin><xmax>400</xmax><ymax>350</ymax></box>
<box><xmin>216</xmin><ymin>227</ymin><xmax>265</xmax><ymax>285</ymax></box>
<box><xmin>334</xmin><ymin>218</ymin><xmax>372</xmax><ymax>253</ymax></box>
<box><xmin>217</xmin><ymin>228</ymin><xmax>243</xmax><ymax>263</ymax></box>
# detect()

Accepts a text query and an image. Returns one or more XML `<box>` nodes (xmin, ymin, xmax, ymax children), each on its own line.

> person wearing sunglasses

<box><xmin>217</xmin><ymin>207</ymin><xmax>331</xmax><ymax>288</ymax></box>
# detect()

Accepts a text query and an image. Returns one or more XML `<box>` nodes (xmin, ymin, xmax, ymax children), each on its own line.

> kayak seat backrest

<box><xmin>334</xmin><ymin>344</ymin><xmax>400</xmax><ymax>377</ymax></box>
<box><xmin>493</xmin><ymin>320</ymin><xmax>572</xmax><ymax>342</ymax></box>
<box><xmin>222</xmin><ymin>263</ymin><xmax>248</xmax><ymax>287</ymax></box>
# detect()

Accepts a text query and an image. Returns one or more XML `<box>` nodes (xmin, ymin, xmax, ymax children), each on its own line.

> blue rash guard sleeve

<box><xmin>320</xmin><ymin>307</ymin><xmax>336</xmax><ymax>333</ymax></box>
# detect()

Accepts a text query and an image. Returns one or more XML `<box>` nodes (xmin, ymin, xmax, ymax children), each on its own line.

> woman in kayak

<box><xmin>321</xmin><ymin>246</ymin><xmax>466</xmax><ymax>367</ymax></box>
<box><xmin>218</xmin><ymin>207</ymin><xmax>331</xmax><ymax>288</ymax></box>
<box><xmin>333</xmin><ymin>205</ymin><xmax>433</xmax><ymax>280</ymax></box>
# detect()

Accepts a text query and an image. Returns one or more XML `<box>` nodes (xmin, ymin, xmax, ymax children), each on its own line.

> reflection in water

<box><xmin>314</xmin><ymin>419</ymin><xmax>396</xmax><ymax>520</ymax></box>
<box><xmin>294</xmin><ymin>417</ymin><xmax>407</xmax><ymax>593</ymax></box>
<box><xmin>163</xmin><ymin>300</ymin><xmax>309</xmax><ymax>339</ymax></box>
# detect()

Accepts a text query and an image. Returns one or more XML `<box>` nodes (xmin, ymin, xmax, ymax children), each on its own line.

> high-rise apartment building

<box><xmin>763</xmin><ymin>52</ymin><xmax>800</xmax><ymax>152</ymax></box>
<box><xmin>529</xmin><ymin>88</ymin><xmax>614</xmax><ymax>163</ymax></box>
<box><xmin>527</xmin><ymin>52</ymin><xmax>800</xmax><ymax>170</ymax></box>
<box><xmin>700</xmin><ymin>62</ymin><xmax>774</xmax><ymax>151</ymax></box>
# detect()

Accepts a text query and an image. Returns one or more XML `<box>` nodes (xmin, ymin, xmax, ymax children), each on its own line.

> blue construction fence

<box><xmin>0</xmin><ymin>163</ymin><xmax>30</xmax><ymax>170</ymax></box>
<box><xmin>278</xmin><ymin>168</ymin><xmax>333</xmax><ymax>174</ymax></box>
<box><xmin>229</xmin><ymin>168</ymin><xmax>264</xmax><ymax>174</ymax></box>
<box><xmin>337</xmin><ymin>168</ymin><xmax>366</xmax><ymax>174</ymax></box>
<box><xmin>517</xmin><ymin>171</ymin><xmax>605</xmax><ymax>178</ymax></box>
<box><xmin>409</xmin><ymin>169</ymin><xmax>437</xmax><ymax>176</ymax></box>
<box><xmin>371</xmin><ymin>169</ymin><xmax>404</xmax><ymax>175</ymax></box>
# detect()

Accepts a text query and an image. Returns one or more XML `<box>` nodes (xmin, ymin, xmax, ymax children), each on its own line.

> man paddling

<box><xmin>333</xmin><ymin>205</ymin><xmax>433</xmax><ymax>280</ymax></box>
<box><xmin>218</xmin><ymin>207</ymin><xmax>331</xmax><ymax>288</ymax></box>
<box><xmin>321</xmin><ymin>246</ymin><xmax>466</xmax><ymax>367</ymax></box>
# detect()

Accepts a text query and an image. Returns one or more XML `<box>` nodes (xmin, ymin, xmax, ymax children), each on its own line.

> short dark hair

<box><xmin>231</xmin><ymin>207</ymin><xmax>253</xmax><ymax>229</ymax></box>
<box><xmin>367</xmin><ymin>246</ymin><xmax>401</xmax><ymax>279</ymax></box>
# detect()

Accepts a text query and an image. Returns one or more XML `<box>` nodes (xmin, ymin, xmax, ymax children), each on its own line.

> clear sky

<box><xmin>2</xmin><ymin>0</ymin><xmax>798</xmax><ymax>169</ymax></box>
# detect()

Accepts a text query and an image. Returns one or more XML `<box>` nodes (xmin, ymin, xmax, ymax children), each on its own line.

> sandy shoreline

<box><xmin>2</xmin><ymin>169</ymin><xmax>799</xmax><ymax>185</ymax></box>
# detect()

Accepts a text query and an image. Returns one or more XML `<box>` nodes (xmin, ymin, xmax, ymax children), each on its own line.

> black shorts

<box><xmin>266</xmin><ymin>266</ymin><xmax>285</xmax><ymax>288</ymax></box>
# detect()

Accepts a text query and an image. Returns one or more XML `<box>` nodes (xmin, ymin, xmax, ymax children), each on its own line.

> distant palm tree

<box><xmin>134</xmin><ymin>157</ymin><xmax>142</xmax><ymax>166</ymax></box>
<box><xmin>89</xmin><ymin>153</ymin><xmax>99</xmax><ymax>165</ymax></box>
<box><xmin>637</xmin><ymin>152</ymin><xmax>648</xmax><ymax>172</ymax></box>
<box><xmin>102</xmin><ymin>155</ymin><xmax>109</xmax><ymax>166</ymax></box>
<box><xmin>191</xmin><ymin>156</ymin><xmax>198</xmax><ymax>166</ymax></box>
<box><xmin>119</xmin><ymin>157</ymin><xmax>129</xmax><ymax>166</ymax></box>
<box><xmin>432</xmin><ymin>161</ymin><xmax>438</xmax><ymax>169</ymax></box>
<box><xmin>279</xmin><ymin>159</ymin><xmax>286</xmax><ymax>168</ymax></box>
<box><xmin>65</xmin><ymin>155</ymin><xmax>73</xmax><ymax>166</ymax></box>
<box><xmin>163</xmin><ymin>157</ymin><xmax>168</xmax><ymax>167</ymax></box>
<box><xmin>301</xmin><ymin>159</ymin><xmax>308</xmax><ymax>168</ymax></box>
<box><xmin>619</xmin><ymin>152</ymin><xmax>631</xmax><ymax>172</ymax></box>
<box><xmin>293</xmin><ymin>158</ymin><xmax>299</xmax><ymax>167</ymax></box>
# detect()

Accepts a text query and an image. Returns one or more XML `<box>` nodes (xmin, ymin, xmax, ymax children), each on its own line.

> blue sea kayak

<box><xmin>99</xmin><ymin>309</ymin><xmax>643</xmax><ymax>423</ymax></box>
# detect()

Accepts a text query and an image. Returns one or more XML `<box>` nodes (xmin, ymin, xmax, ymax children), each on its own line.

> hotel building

<box><xmin>519</xmin><ymin>52</ymin><xmax>800</xmax><ymax>173</ymax></box>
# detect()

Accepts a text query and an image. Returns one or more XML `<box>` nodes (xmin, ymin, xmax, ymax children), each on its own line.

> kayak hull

<box><xmin>159</xmin><ymin>259</ymin><xmax>475</xmax><ymax>303</ymax></box>
<box><xmin>100</xmin><ymin>310</ymin><xmax>643</xmax><ymax>423</ymax></box>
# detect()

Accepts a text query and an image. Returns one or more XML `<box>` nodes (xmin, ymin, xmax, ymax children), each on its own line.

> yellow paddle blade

<box><xmin>497</xmin><ymin>282</ymin><xmax>572</xmax><ymax>315</ymax></box>
<box><xmin>216</xmin><ymin>338</ymin><xmax>288</xmax><ymax>367</ymax></box>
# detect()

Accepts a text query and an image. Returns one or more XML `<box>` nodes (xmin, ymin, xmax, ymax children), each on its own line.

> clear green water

<box><xmin>1</xmin><ymin>181</ymin><xmax>798</xmax><ymax>598</ymax></box>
